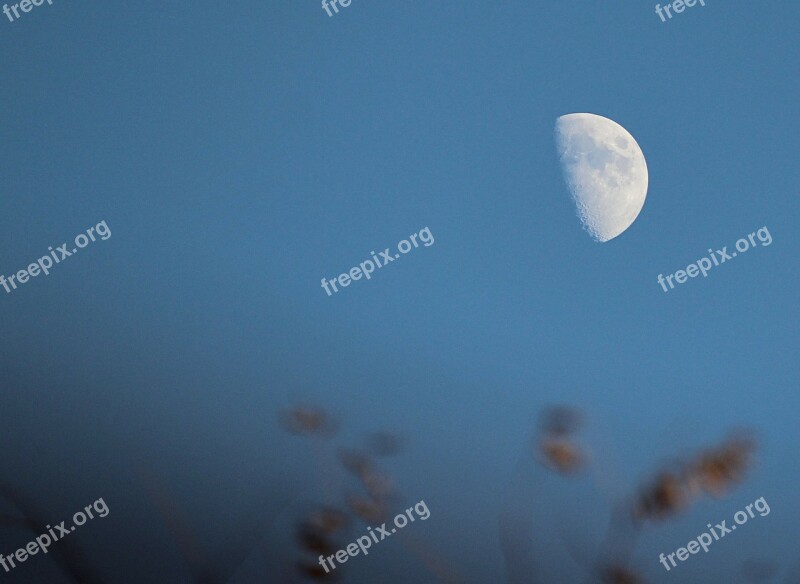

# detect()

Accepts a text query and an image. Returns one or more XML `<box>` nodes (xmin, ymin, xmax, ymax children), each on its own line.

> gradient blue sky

<box><xmin>0</xmin><ymin>1</ymin><xmax>798</xmax><ymax>582</ymax></box>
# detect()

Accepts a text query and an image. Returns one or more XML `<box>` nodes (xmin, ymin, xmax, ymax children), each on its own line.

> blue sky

<box><xmin>0</xmin><ymin>1</ymin><xmax>798</xmax><ymax>582</ymax></box>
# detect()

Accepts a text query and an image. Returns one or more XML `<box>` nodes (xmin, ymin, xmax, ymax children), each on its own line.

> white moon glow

<box><xmin>554</xmin><ymin>113</ymin><xmax>648</xmax><ymax>242</ymax></box>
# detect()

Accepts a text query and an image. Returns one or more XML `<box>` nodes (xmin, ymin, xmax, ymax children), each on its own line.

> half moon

<box><xmin>554</xmin><ymin>113</ymin><xmax>648</xmax><ymax>242</ymax></box>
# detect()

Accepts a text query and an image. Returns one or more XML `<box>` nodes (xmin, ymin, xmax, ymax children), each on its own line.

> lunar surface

<box><xmin>555</xmin><ymin>113</ymin><xmax>649</xmax><ymax>242</ymax></box>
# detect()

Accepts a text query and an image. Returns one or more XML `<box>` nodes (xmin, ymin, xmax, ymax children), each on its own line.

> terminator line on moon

<box><xmin>555</xmin><ymin>113</ymin><xmax>649</xmax><ymax>242</ymax></box>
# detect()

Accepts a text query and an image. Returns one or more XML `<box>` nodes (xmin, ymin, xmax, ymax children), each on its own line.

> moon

<box><xmin>554</xmin><ymin>113</ymin><xmax>648</xmax><ymax>242</ymax></box>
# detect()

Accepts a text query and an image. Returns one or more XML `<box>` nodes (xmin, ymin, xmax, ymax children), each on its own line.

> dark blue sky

<box><xmin>0</xmin><ymin>1</ymin><xmax>797</xmax><ymax>582</ymax></box>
